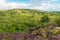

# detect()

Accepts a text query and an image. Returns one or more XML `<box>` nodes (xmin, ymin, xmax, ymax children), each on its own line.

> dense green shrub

<box><xmin>54</xmin><ymin>16</ymin><xmax>60</xmax><ymax>27</ymax></box>
<box><xmin>40</xmin><ymin>15</ymin><xmax>50</xmax><ymax>27</ymax></box>
<box><xmin>0</xmin><ymin>9</ymin><xmax>60</xmax><ymax>33</ymax></box>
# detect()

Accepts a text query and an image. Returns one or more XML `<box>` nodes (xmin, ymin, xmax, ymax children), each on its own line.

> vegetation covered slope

<box><xmin>0</xmin><ymin>9</ymin><xmax>60</xmax><ymax>33</ymax></box>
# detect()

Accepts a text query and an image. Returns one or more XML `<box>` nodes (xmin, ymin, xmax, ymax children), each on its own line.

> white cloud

<box><xmin>0</xmin><ymin>0</ymin><xmax>30</xmax><ymax>10</ymax></box>
<box><xmin>30</xmin><ymin>0</ymin><xmax>60</xmax><ymax>11</ymax></box>
<box><xmin>0</xmin><ymin>0</ymin><xmax>60</xmax><ymax>11</ymax></box>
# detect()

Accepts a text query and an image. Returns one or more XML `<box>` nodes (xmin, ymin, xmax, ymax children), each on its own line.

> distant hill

<box><xmin>0</xmin><ymin>9</ymin><xmax>60</xmax><ymax>15</ymax></box>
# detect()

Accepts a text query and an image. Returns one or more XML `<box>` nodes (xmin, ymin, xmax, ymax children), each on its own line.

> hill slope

<box><xmin>0</xmin><ymin>9</ymin><xmax>60</xmax><ymax>32</ymax></box>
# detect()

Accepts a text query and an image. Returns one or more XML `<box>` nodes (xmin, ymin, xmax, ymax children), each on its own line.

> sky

<box><xmin>0</xmin><ymin>0</ymin><xmax>60</xmax><ymax>11</ymax></box>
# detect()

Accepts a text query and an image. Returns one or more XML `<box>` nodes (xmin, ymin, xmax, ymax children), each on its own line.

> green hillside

<box><xmin>0</xmin><ymin>9</ymin><xmax>60</xmax><ymax>33</ymax></box>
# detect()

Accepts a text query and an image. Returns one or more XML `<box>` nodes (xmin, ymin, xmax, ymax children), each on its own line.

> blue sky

<box><xmin>0</xmin><ymin>0</ymin><xmax>60</xmax><ymax>11</ymax></box>
<box><xmin>8</xmin><ymin>0</ymin><xmax>30</xmax><ymax>3</ymax></box>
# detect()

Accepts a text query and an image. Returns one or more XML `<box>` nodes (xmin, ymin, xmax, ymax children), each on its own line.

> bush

<box><xmin>54</xmin><ymin>16</ymin><xmax>60</xmax><ymax>27</ymax></box>
<box><xmin>40</xmin><ymin>15</ymin><xmax>50</xmax><ymax>27</ymax></box>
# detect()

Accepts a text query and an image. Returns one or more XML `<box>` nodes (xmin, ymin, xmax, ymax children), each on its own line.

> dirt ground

<box><xmin>0</xmin><ymin>32</ymin><xmax>60</xmax><ymax>40</ymax></box>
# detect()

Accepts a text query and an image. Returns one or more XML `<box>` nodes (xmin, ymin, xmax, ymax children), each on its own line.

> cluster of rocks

<box><xmin>0</xmin><ymin>32</ymin><xmax>60</xmax><ymax>40</ymax></box>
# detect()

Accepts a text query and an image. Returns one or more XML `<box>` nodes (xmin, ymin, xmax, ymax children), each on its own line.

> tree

<box><xmin>41</xmin><ymin>15</ymin><xmax>50</xmax><ymax>27</ymax></box>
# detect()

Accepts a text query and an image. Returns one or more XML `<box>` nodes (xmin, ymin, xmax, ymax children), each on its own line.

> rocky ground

<box><xmin>0</xmin><ymin>32</ymin><xmax>60</xmax><ymax>40</ymax></box>
<box><xmin>0</xmin><ymin>25</ymin><xmax>60</xmax><ymax>40</ymax></box>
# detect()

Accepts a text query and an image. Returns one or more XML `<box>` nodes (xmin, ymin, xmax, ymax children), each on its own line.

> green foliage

<box><xmin>40</xmin><ymin>14</ymin><xmax>50</xmax><ymax>27</ymax></box>
<box><xmin>41</xmin><ymin>15</ymin><xmax>50</xmax><ymax>23</ymax></box>
<box><xmin>0</xmin><ymin>9</ymin><xmax>60</xmax><ymax>33</ymax></box>
<box><xmin>54</xmin><ymin>16</ymin><xmax>60</xmax><ymax>27</ymax></box>
<box><xmin>53</xmin><ymin>29</ymin><xmax>60</xmax><ymax>35</ymax></box>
